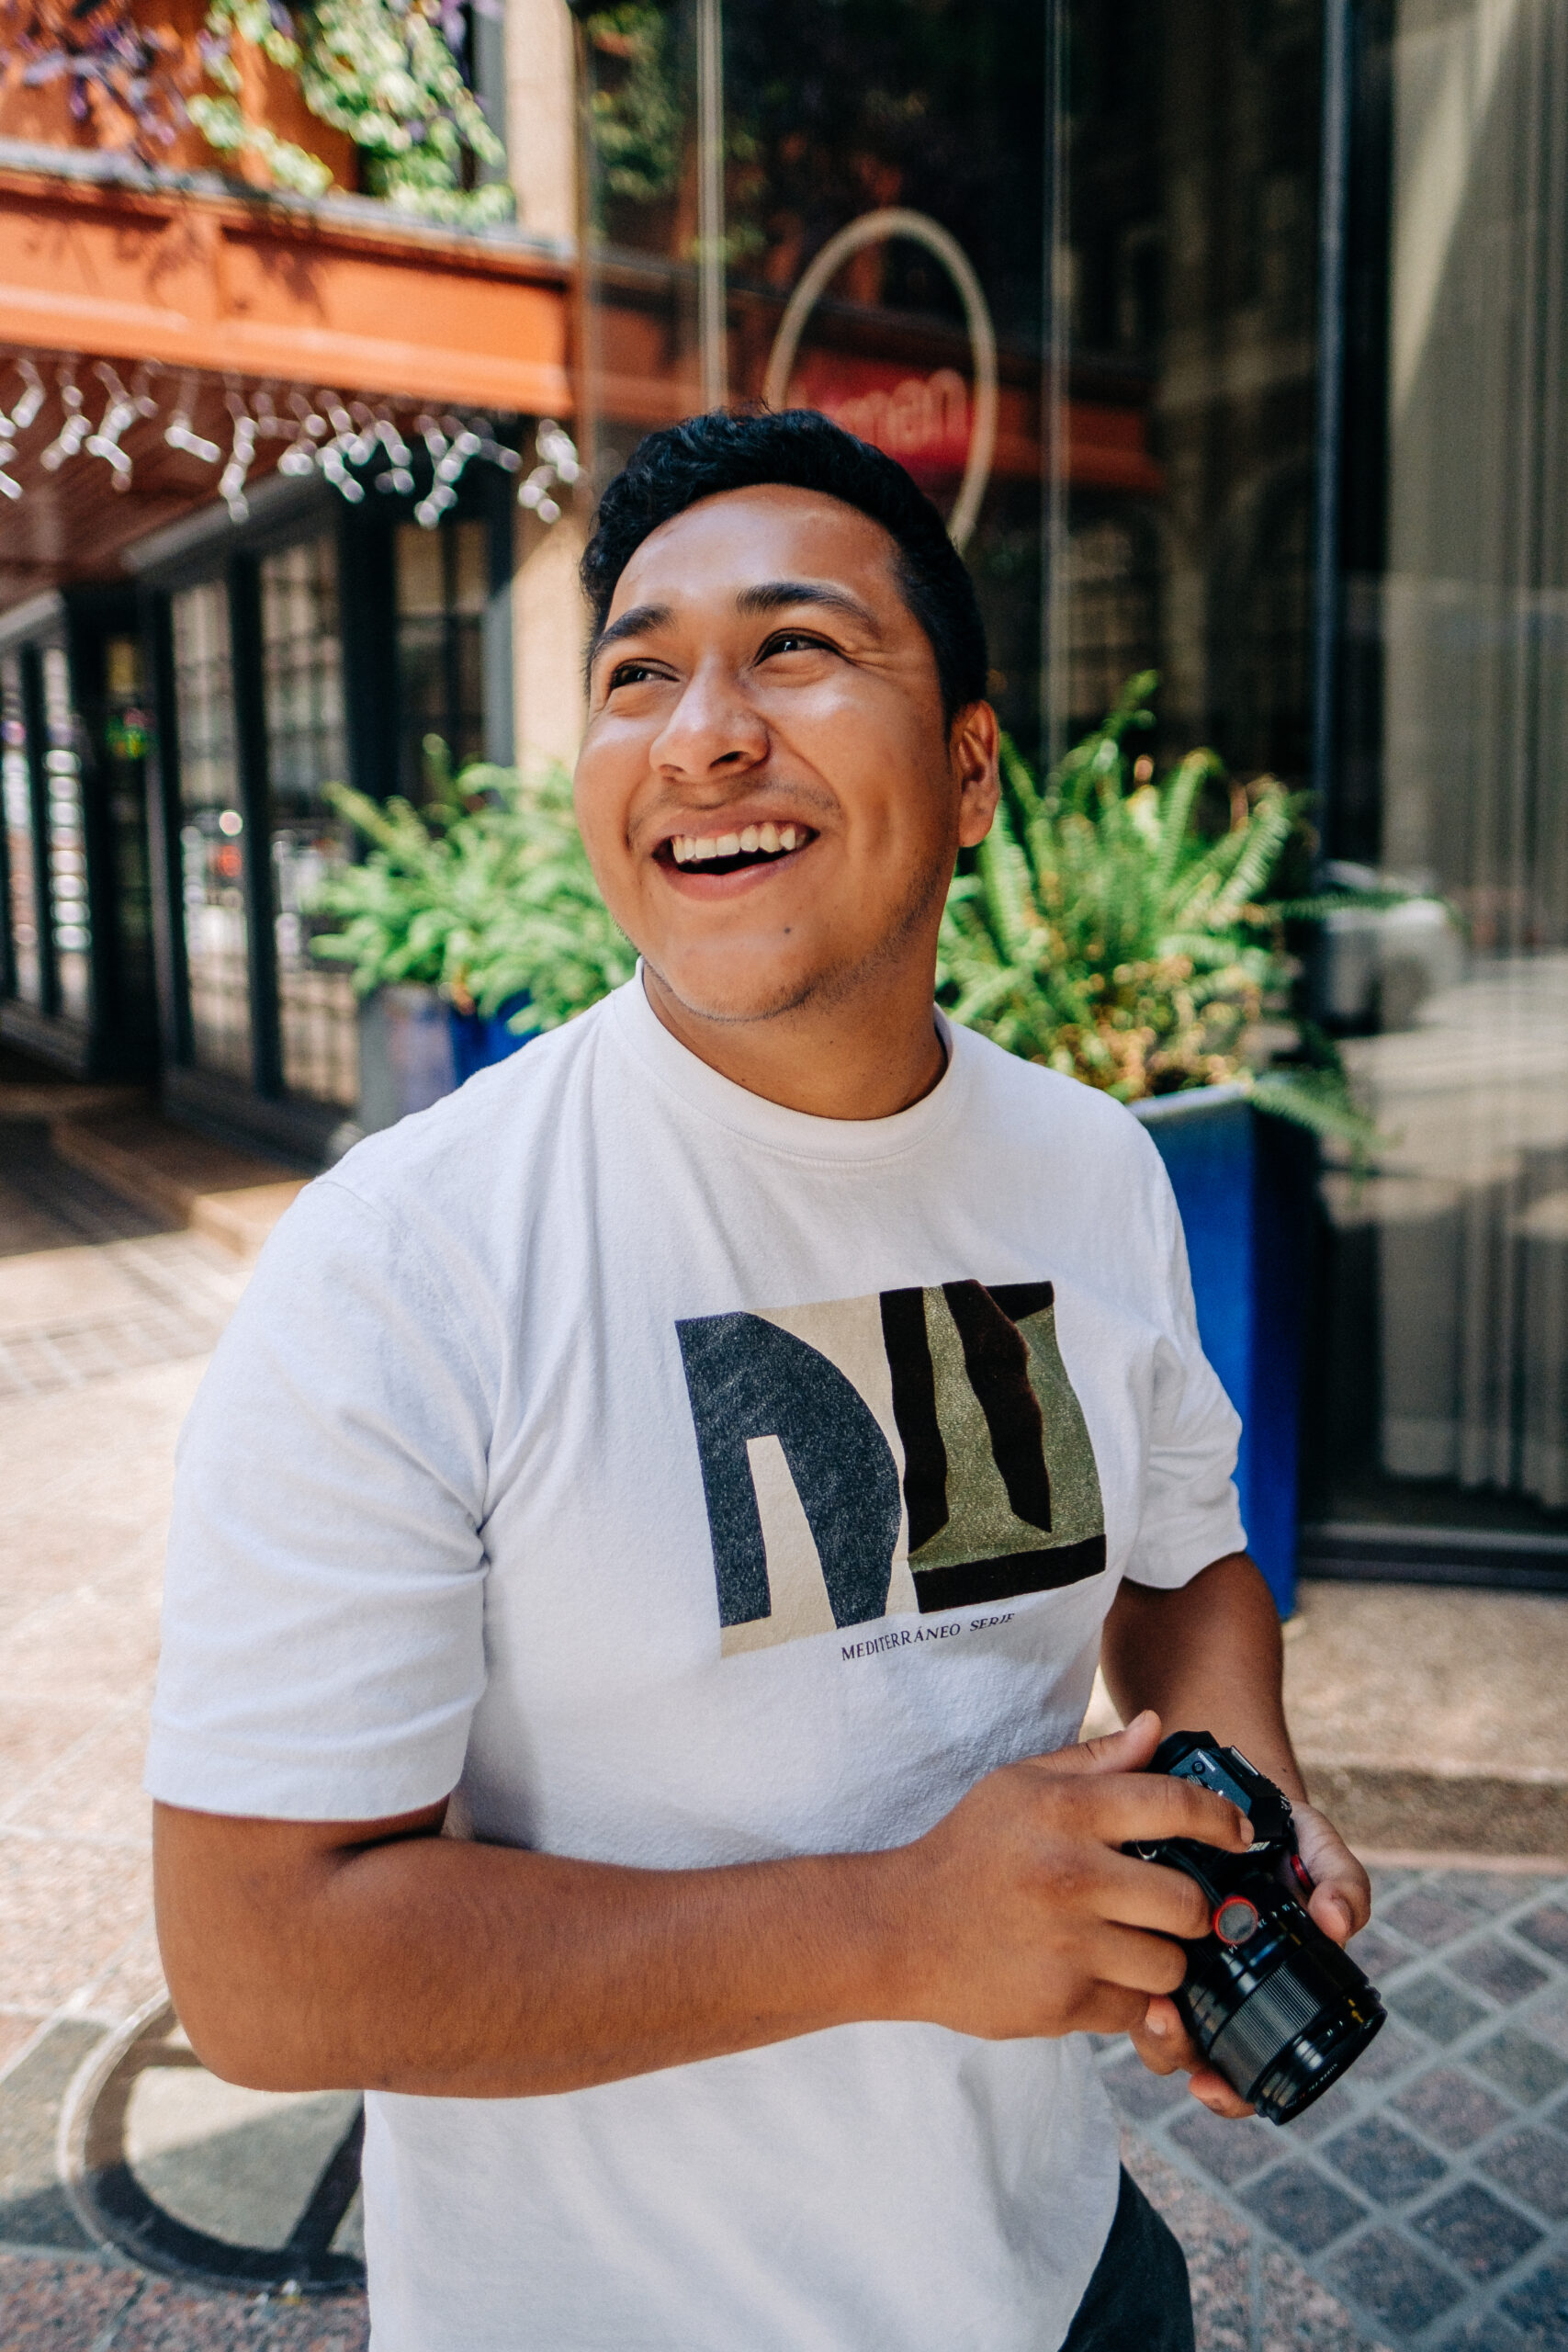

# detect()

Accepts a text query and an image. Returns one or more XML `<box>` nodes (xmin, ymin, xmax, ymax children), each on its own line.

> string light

<box><xmin>517</xmin><ymin>418</ymin><xmax>581</xmax><ymax>526</ymax></box>
<box><xmin>0</xmin><ymin>354</ymin><xmax>566</xmax><ymax>526</ymax></box>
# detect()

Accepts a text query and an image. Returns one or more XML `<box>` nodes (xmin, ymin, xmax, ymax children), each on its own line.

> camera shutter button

<box><xmin>1213</xmin><ymin>1896</ymin><xmax>1260</xmax><ymax>1946</ymax></box>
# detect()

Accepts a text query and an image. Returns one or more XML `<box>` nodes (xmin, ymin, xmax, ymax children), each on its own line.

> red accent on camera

<box><xmin>1213</xmin><ymin>1897</ymin><xmax>1260</xmax><ymax>1946</ymax></box>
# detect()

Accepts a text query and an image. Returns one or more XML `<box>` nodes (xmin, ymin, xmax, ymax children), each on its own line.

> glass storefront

<box><xmin>1307</xmin><ymin>0</ymin><xmax>1568</xmax><ymax>1558</ymax></box>
<box><xmin>0</xmin><ymin>607</ymin><xmax>158</xmax><ymax>1072</ymax></box>
<box><xmin>575</xmin><ymin>0</ymin><xmax>1566</xmax><ymax>1575</ymax></box>
<box><xmin>579</xmin><ymin>0</ymin><xmax>1052</xmax><ymax>749</ymax></box>
<box><xmin>577</xmin><ymin>0</ymin><xmax>1320</xmax><ymax>776</ymax></box>
<box><xmin>145</xmin><ymin>492</ymin><xmax>511</xmax><ymax>1141</ymax></box>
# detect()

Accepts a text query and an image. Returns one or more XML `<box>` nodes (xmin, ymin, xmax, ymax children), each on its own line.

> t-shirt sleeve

<box><xmin>145</xmin><ymin>1173</ymin><xmax>492</xmax><ymax>1822</ymax></box>
<box><xmin>1122</xmin><ymin>1146</ymin><xmax>1247</xmax><ymax>1589</ymax></box>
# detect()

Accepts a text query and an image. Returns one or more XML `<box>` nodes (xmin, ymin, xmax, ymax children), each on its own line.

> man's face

<box><xmin>574</xmin><ymin>484</ymin><xmax>998</xmax><ymax>1026</ymax></box>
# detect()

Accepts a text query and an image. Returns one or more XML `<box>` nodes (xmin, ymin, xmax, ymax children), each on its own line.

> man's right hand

<box><xmin>885</xmin><ymin>1709</ymin><xmax>1251</xmax><ymax>2041</ymax></box>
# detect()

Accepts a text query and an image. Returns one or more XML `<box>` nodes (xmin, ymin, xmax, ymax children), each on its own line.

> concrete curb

<box><xmin>1301</xmin><ymin>1761</ymin><xmax>1568</xmax><ymax>1862</ymax></box>
<box><xmin>49</xmin><ymin>1113</ymin><xmax>307</xmax><ymax>1260</ymax></box>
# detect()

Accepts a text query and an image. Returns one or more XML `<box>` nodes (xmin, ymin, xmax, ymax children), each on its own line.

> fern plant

<box><xmin>937</xmin><ymin>675</ymin><xmax>1393</xmax><ymax>1149</ymax></box>
<box><xmin>309</xmin><ymin>745</ymin><xmax>637</xmax><ymax>1026</ymax></box>
<box><xmin>312</xmin><ymin>691</ymin><xmax>1402</xmax><ymax>1150</ymax></box>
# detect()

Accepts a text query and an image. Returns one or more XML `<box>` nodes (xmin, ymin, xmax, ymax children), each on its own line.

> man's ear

<box><xmin>953</xmin><ymin>701</ymin><xmax>1001</xmax><ymax>848</ymax></box>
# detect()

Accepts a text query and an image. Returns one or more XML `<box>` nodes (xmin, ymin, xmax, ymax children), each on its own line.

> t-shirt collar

<box><xmin>609</xmin><ymin>965</ymin><xmax>969</xmax><ymax>1164</ymax></box>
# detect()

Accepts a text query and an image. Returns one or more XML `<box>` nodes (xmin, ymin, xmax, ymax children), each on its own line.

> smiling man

<box><xmin>148</xmin><ymin>410</ymin><xmax>1370</xmax><ymax>2352</ymax></box>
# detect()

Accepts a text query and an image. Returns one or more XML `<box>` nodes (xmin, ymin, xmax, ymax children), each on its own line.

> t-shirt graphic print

<box><xmin>678</xmin><ymin>1277</ymin><xmax>1106</xmax><ymax>1657</ymax></box>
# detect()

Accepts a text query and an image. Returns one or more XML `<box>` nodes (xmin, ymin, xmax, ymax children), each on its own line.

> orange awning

<box><xmin>0</xmin><ymin>164</ymin><xmax>571</xmax><ymax>419</ymax></box>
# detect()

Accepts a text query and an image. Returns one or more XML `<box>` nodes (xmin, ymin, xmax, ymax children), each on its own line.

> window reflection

<box><xmin>173</xmin><ymin>581</ymin><xmax>252</xmax><ymax>1080</ymax></box>
<box><xmin>1</xmin><ymin>654</ymin><xmax>40</xmax><ymax>1009</ymax></box>
<box><xmin>40</xmin><ymin>647</ymin><xmax>91</xmax><ymax>1024</ymax></box>
<box><xmin>396</xmin><ymin>519</ymin><xmax>489</xmax><ymax>794</ymax></box>
<box><xmin>102</xmin><ymin>635</ymin><xmax>154</xmax><ymax>1018</ymax></box>
<box><xmin>580</xmin><ymin>0</ymin><xmax>1049</xmax><ymax>743</ymax></box>
<box><xmin>1311</xmin><ymin>0</ymin><xmax>1568</xmax><ymax>1541</ymax></box>
<box><xmin>260</xmin><ymin>538</ymin><xmax>358</xmax><ymax>1110</ymax></box>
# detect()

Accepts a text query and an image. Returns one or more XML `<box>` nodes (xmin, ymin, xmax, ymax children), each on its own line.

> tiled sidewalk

<box><xmin>0</xmin><ymin>2254</ymin><xmax>367</xmax><ymax>2349</ymax></box>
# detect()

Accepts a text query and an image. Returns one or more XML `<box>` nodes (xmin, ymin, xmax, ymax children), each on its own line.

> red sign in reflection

<box><xmin>786</xmin><ymin>356</ymin><xmax>970</xmax><ymax>487</ymax></box>
<box><xmin>782</xmin><ymin>354</ymin><xmax>1164</xmax><ymax>496</ymax></box>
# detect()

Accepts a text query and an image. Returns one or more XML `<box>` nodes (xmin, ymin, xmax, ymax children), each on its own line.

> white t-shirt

<box><xmin>147</xmin><ymin>975</ymin><xmax>1246</xmax><ymax>2352</ymax></box>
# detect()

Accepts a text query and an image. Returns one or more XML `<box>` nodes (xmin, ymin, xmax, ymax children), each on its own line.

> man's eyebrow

<box><xmin>588</xmin><ymin>603</ymin><xmax>675</xmax><ymax>668</ymax></box>
<box><xmin>736</xmin><ymin>581</ymin><xmax>883</xmax><ymax>631</ymax></box>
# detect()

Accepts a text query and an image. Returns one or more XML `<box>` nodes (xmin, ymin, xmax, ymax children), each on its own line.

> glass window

<box><xmin>1058</xmin><ymin>0</ymin><xmax>1321</xmax><ymax>777</ymax></box>
<box><xmin>260</xmin><ymin>537</ymin><xmax>358</xmax><ymax>1109</ymax></box>
<box><xmin>397</xmin><ymin>518</ymin><xmax>489</xmax><ymax>793</ymax></box>
<box><xmin>581</xmin><ymin>0</ymin><xmax>1050</xmax><ymax>745</ymax></box>
<box><xmin>173</xmin><ymin>580</ymin><xmax>252</xmax><ymax>1080</ymax></box>
<box><xmin>1</xmin><ymin>653</ymin><xmax>40</xmax><ymax>1008</ymax></box>
<box><xmin>578</xmin><ymin>0</ymin><xmax>1319</xmax><ymax>775</ymax></box>
<box><xmin>39</xmin><ymin>646</ymin><xmax>91</xmax><ymax>1024</ymax></box>
<box><xmin>102</xmin><ymin>635</ymin><xmax>154</xmax><ymax>1019</ymax></box>
<box><xmin>1309</xmin><ymin>0</ymin><xmax>1568</xmax><ymax>1546</ymax></box>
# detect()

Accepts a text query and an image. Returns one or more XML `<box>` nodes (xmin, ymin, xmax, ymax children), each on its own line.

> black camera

<box><xmin>1126</xmin><ymin>1731</ymin><xmax>1385</xmax><ymax>2124</ymax></box>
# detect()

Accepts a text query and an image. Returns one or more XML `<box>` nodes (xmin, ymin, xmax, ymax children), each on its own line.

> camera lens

<box><xmin>1181</xmin><ymin>1884</ymin><xmax>1385</xmax><ymax>2124</ymax></box>
<box><xmin>1136</xmin><ymin>1735</ymin><xmax>1387</xmax><ymax>2124</ymax></box>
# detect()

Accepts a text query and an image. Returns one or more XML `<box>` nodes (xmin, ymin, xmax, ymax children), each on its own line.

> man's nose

<box><xmin>650</xmin><ymin>660</ymin><xmax>768</xmax><ymax>781</ymax></box>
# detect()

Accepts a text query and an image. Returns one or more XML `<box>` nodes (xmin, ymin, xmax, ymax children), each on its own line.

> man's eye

<box><xmin>607</xmin><ymin>660</ymin><xmax>665</xmax><ymax>690</ymax></box>
<box><xmin>760</xmin><ymin>630</ymin><xmax>833</xmax><ymax>660</ymax></box>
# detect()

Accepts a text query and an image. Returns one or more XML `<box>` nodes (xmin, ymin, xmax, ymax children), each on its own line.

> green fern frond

<box><xmin>938</xmin><ymin>676</ymin><xmax>1404</xmax><ymax>1151</ymax></box>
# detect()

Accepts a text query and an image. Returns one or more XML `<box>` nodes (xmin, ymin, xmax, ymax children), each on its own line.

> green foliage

<box><xmin>309</xmin><ymin>745</ymin><xmax>637</xmax><ymax>1027</ymax></box>
<box><xmin>936</xmin><ymin>675</ymin><xmax>1390</xmax><ymax>1151</ymax></box>
<box><xmin>192</xmin><ymin>0</ymin><xmax>513</xmax><ymax>224</ymax></box>
<box><xmin>584</xmin><ymin>3</ymin><xmax>682</xmax><ymax>205</ymax></box>
<box><xmin>311</xmin><ymin>692</ymin><xmax>1405</xmax><ymax>1156</ymax></box>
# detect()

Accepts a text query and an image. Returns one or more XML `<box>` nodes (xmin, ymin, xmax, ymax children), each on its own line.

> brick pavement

<box><xmin>3</xmin><ymin>1112</ymin><xmax>1568</xmax><ymax>2347</ymax></box>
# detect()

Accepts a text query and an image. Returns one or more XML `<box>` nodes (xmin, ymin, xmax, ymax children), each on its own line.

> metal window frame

<box><xmin>388</xmin><ymin>466</ymin><xmax>517</xmax><ymax>792</ymax></box>
<box><xmin>138</xmin><ymin>481</ymin><xmax>355</xmax><ymax>1158</ymax></box>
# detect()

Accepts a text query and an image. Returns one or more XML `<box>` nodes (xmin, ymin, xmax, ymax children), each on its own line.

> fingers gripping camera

<box><xmin>1128</xmin><ymin>1733</ymin><xmax>1385</xmax><ymax>2125</ymax></box>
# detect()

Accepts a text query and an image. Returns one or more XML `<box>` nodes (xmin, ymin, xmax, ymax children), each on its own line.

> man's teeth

<box><xmin>671</xmin><ymin>824</ymin><xmax>800</xmax><ymax>865</ymax></box>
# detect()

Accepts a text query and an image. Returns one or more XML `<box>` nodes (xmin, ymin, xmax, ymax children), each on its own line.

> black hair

<box><xmin>581</xmin><ymin>408</ymin><xmax>988</xmax><ymax>723</ymax></box>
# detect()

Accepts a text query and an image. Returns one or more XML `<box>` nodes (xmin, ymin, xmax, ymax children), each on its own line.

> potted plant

<box><xmin>937</xmin><ymin>673</ymin><xmax>1413</xmax><ymax>1613</ymax></box>
<box><xmin>308</xmin><ymin>741</ymin><xmax>637</xmax><ymax>1126</ymax></box>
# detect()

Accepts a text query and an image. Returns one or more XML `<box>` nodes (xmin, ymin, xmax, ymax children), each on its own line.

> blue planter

<box><xmin>358</xmin><ymin>987</ymin><xmax>537</xmax><ymax>1136</ymax></box>
<box><xmin>449</xmin><ymin>992</ymin><xmax>537</xmax><ymax>1084</ymax></box>
<box><xmin>1131</xmin><ymin>1085</ymin><xmax>1314</xmax><ymax>1617</ymax></box>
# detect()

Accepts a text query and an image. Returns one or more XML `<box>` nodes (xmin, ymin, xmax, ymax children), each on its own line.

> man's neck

<box><xmin>640</xmin><ymin>963</ymin><xmax>949</xmax><ymax>1121</ymax></box>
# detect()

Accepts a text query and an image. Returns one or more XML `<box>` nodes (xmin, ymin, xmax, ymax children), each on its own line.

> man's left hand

<box><xmin>1127</xmin><ymin>1802</ymin><xmax>1372</xmax><ymax>2119</ymax></box>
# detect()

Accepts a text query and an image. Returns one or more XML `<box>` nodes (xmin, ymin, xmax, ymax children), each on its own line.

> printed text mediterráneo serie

<box><xmin>840</xmin><ymin>1612</ymin><xmax>1014</xmax><ymax>1662</ymax></box>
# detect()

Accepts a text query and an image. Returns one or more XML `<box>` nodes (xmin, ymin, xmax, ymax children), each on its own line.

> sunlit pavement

<box><xmin>4</xmin><ymin>1111</ymin><xmax>1568</xmax><ymax>2348</ymax></box>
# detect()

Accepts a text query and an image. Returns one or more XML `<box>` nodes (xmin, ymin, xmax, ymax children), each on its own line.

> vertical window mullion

<box><xmin>142</xmin><ymin>592</ymin><xmax>193</xmax><ymax>1069</ymax></box>
<box><xmin>228</xmin><ymin>555</ymin><xmax>284</xmax><ymax>1097</ymax></box>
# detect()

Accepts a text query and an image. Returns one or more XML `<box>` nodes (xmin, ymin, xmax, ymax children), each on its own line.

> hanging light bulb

<box><xmin>39</xmin><ymin>363</ymin><xmax>89</xmax><ymax>472</ymax></box>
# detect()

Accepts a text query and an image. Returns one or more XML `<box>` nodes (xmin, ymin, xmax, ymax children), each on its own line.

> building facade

<box><xmin>1</xmin><ymin>0</ymin><xmax>1564</xmax><ymax>1580</ymax></box>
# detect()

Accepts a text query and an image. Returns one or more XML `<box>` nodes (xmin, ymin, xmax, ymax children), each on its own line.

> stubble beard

<box><xmin>642</xmin><ymin>844</ymin><xmax>954</xmax><ymax>1031</ymax></box>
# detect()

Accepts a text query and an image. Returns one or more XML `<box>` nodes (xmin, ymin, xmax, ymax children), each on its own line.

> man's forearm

<box><xmin>154</xmin><ymin>1724</ymin><xmax>1258</xmax><ymax>2102</ymax></box>
<box><xmin>1099</xmin><ymin>1553</ymin><xmax>1308</xmax><ymax>1804</ymax></box>
<box><xmin>154</xmin><ymin>1803</ymin><xmax>914</xmax><ymax>2098</ymax></box>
